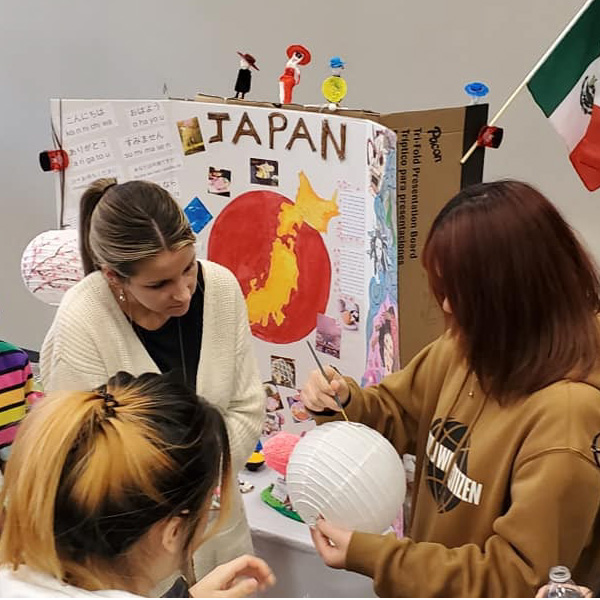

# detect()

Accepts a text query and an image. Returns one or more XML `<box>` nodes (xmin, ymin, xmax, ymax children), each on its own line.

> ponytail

<box><xmin>79</xmin><ymin>178</ymin><xmax>117</xmax><ymax>275</ymax></box>
<box><xmin>0</xmin><ymin>391</ymin><xmax>101</xmax><ymax>579</ymax></box>
<box><xmin>0</xmin><ymin>372</ymin><xmax>230</xmax><ymax>592</ymax></box>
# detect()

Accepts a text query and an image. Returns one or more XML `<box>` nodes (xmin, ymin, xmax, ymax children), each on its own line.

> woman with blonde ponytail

<box><xmin>40</xmin><ymin>179</ymin><xmax>265</xmax><ymax>588</ymax></box>
<box><xmin>0</xmin><ymin>371</ymin><xmax>274</xmax><ymax>598</ymax></box>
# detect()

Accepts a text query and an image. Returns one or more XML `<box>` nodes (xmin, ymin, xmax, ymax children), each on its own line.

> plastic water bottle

<box><xmin>545</xmin><ymin>566</ymin><xmax>583</xmax><ymax>598</ymax></box>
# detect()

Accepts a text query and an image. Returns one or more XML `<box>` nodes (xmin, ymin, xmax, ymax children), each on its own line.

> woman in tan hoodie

<box><xmin>301</xmin><ymin>180</ymin><xmax>600</xmax><ymax>597</ymax></box>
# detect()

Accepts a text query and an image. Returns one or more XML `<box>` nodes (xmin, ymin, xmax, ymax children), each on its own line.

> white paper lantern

<box><xmin>21</xmin><ymin>229</ymin><xmax>84</xmax><ymax>306</ymax></box>
<box><xmin>286</xmin><ymin>421</ymin><xmax>406</xmax><ymax>533</ymax></box>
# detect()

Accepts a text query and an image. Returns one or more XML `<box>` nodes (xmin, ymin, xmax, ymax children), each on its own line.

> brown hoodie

<box><xmin>316</xmin><ymin>331</ymin><xmax>600</xmax><ymax>597</ymax></box>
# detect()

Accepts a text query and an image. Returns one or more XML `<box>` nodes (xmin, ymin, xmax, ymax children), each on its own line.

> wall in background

<box><xmin>2</xmin><ymin>0</ymin><xmax>594</xmax><ymax>349</ymax></box>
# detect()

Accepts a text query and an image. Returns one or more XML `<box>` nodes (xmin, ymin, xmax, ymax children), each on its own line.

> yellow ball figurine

<box><xmin>322</xmin><ymin>56</ymin><xmax>347</xmax><ymax>106</ymax></box>
<box><xmin>245</xmin><ymin>440</ymin><xmax>265</xmax><ymax>472</ymax></box>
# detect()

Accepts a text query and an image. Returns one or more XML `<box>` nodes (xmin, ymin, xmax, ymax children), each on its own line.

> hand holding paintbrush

<box><xmin>303</xmin><ymin>341</ymin><xmax>350</xmax><ymax>421</ymax></box>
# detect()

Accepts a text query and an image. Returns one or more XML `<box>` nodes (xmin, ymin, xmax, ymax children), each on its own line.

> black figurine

<box><xmin>235</xmin><ymin>52</ymin><xmax>259</xmax><ymax>99</ymax></box>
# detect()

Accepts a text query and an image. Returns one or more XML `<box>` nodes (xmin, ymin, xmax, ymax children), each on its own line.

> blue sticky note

<box><xmin>184</xmin><ymin>196</ymin><xmax>213</xmax><ymax>234</ymax></box>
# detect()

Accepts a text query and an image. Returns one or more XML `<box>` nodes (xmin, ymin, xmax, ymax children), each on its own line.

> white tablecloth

<box><xmin>240</xmin><ymin>466</ymin><xmax>376</xmax><ymax>598</ymax></box>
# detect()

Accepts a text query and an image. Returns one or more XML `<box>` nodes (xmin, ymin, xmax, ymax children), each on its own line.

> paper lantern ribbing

<box><xmin>21</xmin><ymin>229</ymin><xmax>84</xmax><ymax>306</ymax></box>
<box><xmin>286</xmin><ymin>422</ymin><xmax>405</xmax><ymax>533</ymax></box>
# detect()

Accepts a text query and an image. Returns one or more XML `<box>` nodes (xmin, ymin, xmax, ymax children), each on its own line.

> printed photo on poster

<box><xmin>250</xmin><ymin>158</ymin><xmax>279</xmax><ymax>186</ymax></box>
<box><xmin>270</xmin><ymin>356</ymin><xmax>296</xmax><ymax>388</ymax></box>
<box><xmin>177</xmin><ymin>117</ymin><xmax>205</xmax><ymax>155</ymax></box>
<box><xmin>287</xmin><ymin>394</ymin><xmax>312</xmax><ymax>423</ymax></box>
<box><xmin>368</xmin><ymin>228</ymin><xmax>391</xmax><ymax>283</ymax></box>
<box><xmin>262</xmin><ymin>411</ymin><xmax>285</xmax><ymax>438</ymax></box>
<box><xmin>208</xmin><ymin>167</ymin><xmax>231</xmax><ymax>197</ymax></box>
<box><xmin>315</xmin><ymin>313</ymin><xmax>342</xmax><ymax>359</ymax></box>
<box><xmin>364</xmin><ymin>300</ymin><xmax>399</xmax><ymax>386</ymax></box>
<box><xmin>367</xmin><ymin>127</ymin><xmax>394</xmax><ymax>198</ymax></box>
<box><xmin>338</xmin><ymin>296</ymin><xmax>360</xmax><ymax>330</ymax></box>
<box><xmin>377</xmin><ymin>309</ymin><xmax>398</xmax><ymax>376</ymax></box>
<box><xmin>264</xmin><ymin>382</ymin><xmax>284</xmax><ymax>412</ymax></box>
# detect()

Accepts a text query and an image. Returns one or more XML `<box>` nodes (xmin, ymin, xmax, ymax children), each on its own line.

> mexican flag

<box><xmin>527</xmin><ymin>0</ymin><xmax>600</xmax><ymax>191</ymax></box>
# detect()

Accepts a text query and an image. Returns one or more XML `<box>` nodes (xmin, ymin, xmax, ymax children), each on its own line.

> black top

<box><xmin>131</xmin><ymin>264</ymin><xmax>204</xmax><ymax>390</ymax></box>
<box><xmin>235</xmin><ymin>69</ymin><xmax>252</xmax><ymax>94</ymax></box>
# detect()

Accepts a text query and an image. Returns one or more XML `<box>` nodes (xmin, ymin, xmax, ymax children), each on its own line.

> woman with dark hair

<box><xmin>0</xmin><ymin>372</ymin><xmax>274</xmax><ymax>597</ymax></box>
<box><xmin>300</xmin><ymin>180</ymin><xmax>600</xmax><ymax>597</ymax></box>
<box><xmin>40</xmin><ymin>179</ymin><xmax>265</xmax><ymax>587</ymax></box>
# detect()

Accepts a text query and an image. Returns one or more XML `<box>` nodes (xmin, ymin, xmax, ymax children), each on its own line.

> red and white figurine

<box><xmin>279</xmin><ymin>44</ymin><xmax>311</xmax><ymax>104</ymax></box>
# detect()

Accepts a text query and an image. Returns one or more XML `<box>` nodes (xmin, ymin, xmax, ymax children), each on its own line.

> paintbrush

<box><xmin>306</xmin><ymin>340</ymin><xmax>349</xmax><ymax>422</ymax></box>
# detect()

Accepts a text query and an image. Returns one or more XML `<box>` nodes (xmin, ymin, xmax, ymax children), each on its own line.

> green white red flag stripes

<box><xmin>527</xmin><ymin>0</ymin><xmax>600</xmax><ymax>190</ymax></box>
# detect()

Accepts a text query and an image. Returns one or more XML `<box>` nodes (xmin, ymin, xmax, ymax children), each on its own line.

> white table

<box><xmin>240</xmin><ymin>466</ymin><xmax>376</xmax><ymax>598</ymax></box>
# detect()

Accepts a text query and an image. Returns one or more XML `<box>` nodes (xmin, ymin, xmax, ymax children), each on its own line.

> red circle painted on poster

<box><xmin>207</xmin><ymin>190</ymin><xmax>331</xmax><ymax>344</ymax></box>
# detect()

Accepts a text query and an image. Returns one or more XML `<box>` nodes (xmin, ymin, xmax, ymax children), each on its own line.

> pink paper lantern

<box><xmin>263</xmin><ymin>432</ymin><xmax>301</xmax><ymax>476</ymax></box>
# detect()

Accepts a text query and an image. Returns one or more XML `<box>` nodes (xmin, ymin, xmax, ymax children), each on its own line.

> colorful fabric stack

<box><xmin>0</xmin><ymin>341</ymin><xmax>42</xmax><ymax>450</ymax></box>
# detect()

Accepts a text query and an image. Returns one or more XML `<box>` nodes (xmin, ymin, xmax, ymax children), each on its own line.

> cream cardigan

<box><xmin>41</xmin><ymin>259</ymin><xmax>264</xmax><ymax>473</ymax></box>
<box><xmin>41</xmin><ymin>260</ymin><xmax>265</xmax><ymax>579</ymax></box>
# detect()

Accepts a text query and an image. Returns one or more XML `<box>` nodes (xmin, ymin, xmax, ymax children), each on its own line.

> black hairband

<box><xmin>96</xmin><ymin>388</ymin><xmax>119</xmax><ymax>418</ymax></box>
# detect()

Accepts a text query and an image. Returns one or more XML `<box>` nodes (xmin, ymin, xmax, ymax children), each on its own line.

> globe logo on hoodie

<box><xmin>425</xmin><ymin>418</ymin><xmax>483</xmax><ymax>512</ymax></box>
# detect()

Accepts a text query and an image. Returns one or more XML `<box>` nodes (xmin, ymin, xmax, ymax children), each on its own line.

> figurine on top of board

<box><xmin>234</xmin><ymin>52</ymin><xmax>259</xmax><ymax>100</ymax></box>
<box><xmin>278</xmin><ymin>44</ymin><xmax>311</xmax><ymax>104</ymax></box>
<box><xmin>322</xmin><ymin>56</ymin><xmax>348</xmax><ymax>108</ymax></box>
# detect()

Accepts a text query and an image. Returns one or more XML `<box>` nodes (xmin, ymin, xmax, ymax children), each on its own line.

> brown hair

<box><xmin>422</xmin><ymin>180</ymin><xmax>600</xmax><ymax>401</ymax></box>
<box><xmin>0</xmin><ymin>371</ymin><xmax>231</xmax><ymax>592</ymax></box>
<box><xmin>79</xmin><ymin>179</ymin><xmax>195</xmax><ymax>276</ymax></box>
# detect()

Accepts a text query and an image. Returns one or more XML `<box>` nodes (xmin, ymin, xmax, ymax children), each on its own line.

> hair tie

<box><xmin>96</xmin><ymin>388</ymin><xmax>119</xmax><ymax>418</ymax></box>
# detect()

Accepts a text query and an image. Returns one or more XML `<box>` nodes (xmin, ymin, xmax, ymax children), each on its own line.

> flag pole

<box><xmin>460</xmin><ymin>0</ymin><xmax>596</xmax><ymax>164</ymax></box>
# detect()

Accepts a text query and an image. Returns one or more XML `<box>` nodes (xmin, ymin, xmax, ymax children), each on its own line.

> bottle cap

<box><xmin>549</xmin><ymin>565</ymin><xmax>572</xmax><ymax>584</ymax></box>
<box><xmin>464</xmin><ymin>81</ymin><xmax>490</xmax><ymax>104</ymax></box>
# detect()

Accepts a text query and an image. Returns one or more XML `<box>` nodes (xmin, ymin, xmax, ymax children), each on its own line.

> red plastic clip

<box><xmin>477</xmin><ymin>125</ymin><xmax>503</xmax><ymax>149</ymax></box>
<box><xmin>39</xmin><ymin>149</ymin><xmax>69</xmax><ymax>172</ymax></box>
